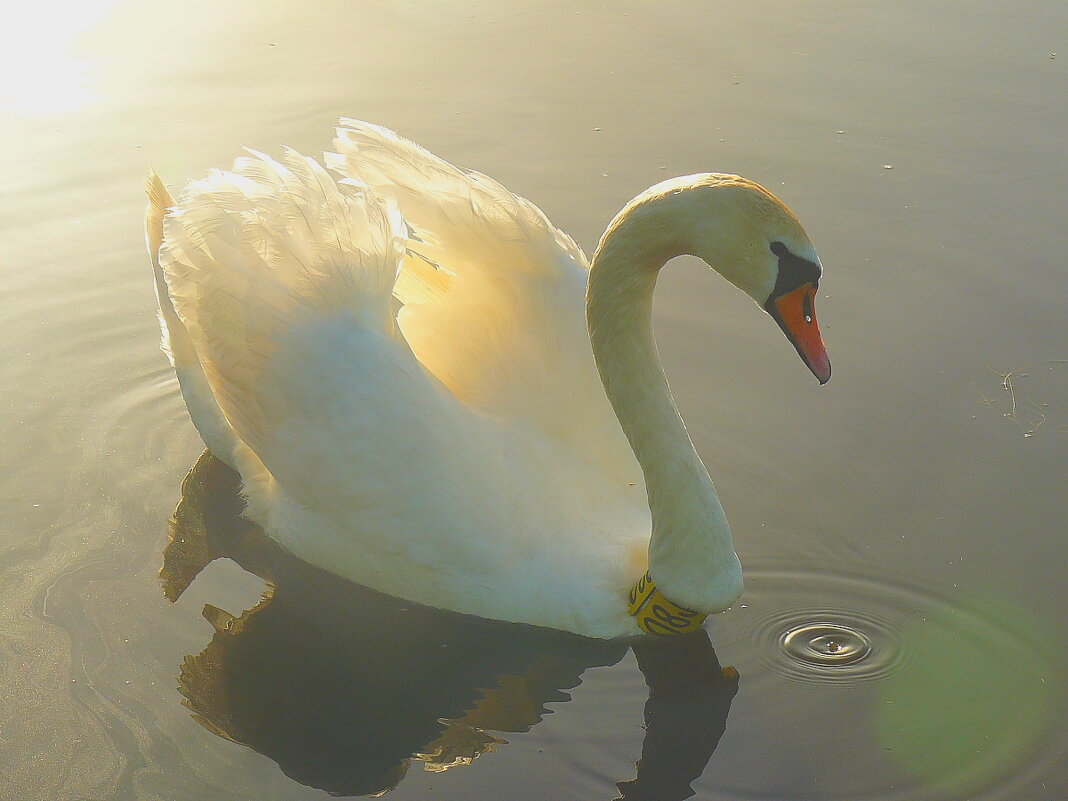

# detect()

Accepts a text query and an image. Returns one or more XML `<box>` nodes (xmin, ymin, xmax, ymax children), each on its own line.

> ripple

<box><xmin>725</xmin><ymin>566</ymin><xmax>1064</xmax><ymax>690</ymax></box>
<box><xmin>780</xmin><ymin>621</ymin><xmax>872</xmax><ymax>666</ymax></box>
<box><xmin>706</xmin><ymin>564</ymin><xmax>1068</xmax><ymax>801</ymax></box>
<box><xmin>728</xmin><ymin>569</ymin><xmax>920</xmax><ymax>686</ymax></box>
<box><xmin>94</xmin><ymin>365</ymin><xmax>196</xmax><ymax>462</ymax></box>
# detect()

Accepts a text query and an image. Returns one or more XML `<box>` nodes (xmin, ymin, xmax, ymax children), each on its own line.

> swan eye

<box><xmin>767</xmin><ymin>240</ymin><xmax>820</xmax><ymax>302</ymax></box>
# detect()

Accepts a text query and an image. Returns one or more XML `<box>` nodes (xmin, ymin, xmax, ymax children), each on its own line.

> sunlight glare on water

<box><xmin>0</xmin><ymin>0</ymin><xmax>120</xmax><ymax>114</ymax></box>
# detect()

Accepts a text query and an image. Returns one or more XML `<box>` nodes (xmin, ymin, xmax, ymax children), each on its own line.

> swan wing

<box><xmin>158</xmin><ymin>149</ymin><xmax>414</xmax><ymax>467</ymax></box>
<box><xmin>154</xmin><ymin>142</ymin><xmax>647</xmax><ymax>634</ymax></box>
<box><xmin>158</xmin><ymin>151</ymin><xmax>538</xmax><ymax>584</ymax></box>
<box><xmin>327</xmin><ymin>121</ymin><xmax>623</xmax><ymax>456</ymax></box>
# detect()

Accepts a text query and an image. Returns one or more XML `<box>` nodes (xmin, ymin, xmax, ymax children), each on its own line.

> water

<box><xmin>2</xmin><ymin>1</ymin><xmax>1066</xmax><ymax>799</ymax></box>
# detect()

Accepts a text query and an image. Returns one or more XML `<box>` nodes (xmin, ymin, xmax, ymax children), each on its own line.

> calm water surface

<box><xmin>2</xmin><ymin>1</ymin><xmax>1066</xmax><ymax>799</ymax></box>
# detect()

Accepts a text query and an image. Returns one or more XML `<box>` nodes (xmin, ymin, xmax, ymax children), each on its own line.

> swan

<box><xmin>146</xmin><ymin>119</ymin><xmax>829</xmax><ymax>639</ymax></box>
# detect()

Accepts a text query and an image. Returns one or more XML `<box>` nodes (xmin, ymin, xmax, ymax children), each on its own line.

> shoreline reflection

<box><xmin>163</xmin><ymin>451</ymin><xmax>738</xmax><ymax>798</ymax></box>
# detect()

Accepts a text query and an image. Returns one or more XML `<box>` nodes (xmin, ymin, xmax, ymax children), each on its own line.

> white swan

<box><xmin>146</xmin><ymin>120</ymin><xmax>829</xmax><ymax>638</ymax></box>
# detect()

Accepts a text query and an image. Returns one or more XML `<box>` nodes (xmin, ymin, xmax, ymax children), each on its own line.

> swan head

<box><xmin>627</xmin><ymin>173</ymin><xmax>832</xmax><ymax>383</ymax></box>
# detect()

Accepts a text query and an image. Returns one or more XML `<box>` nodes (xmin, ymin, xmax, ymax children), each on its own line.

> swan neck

<box><xmin>586</xmin><ymin>201</ymin><xmax>741</xmax><ymax>613</ymax></box>
<box><xmin>586</xmin><ymin>234</ymin><xmax>681</xmax><ymax>478</ymax></box>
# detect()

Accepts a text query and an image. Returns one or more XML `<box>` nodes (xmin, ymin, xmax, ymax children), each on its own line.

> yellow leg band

<box><xmin>627</xmin><ymin>570</ymin><xmax>707</xmax><ymax>635</ymax></box>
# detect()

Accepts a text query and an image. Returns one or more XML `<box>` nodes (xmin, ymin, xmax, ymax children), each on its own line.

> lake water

<box><xmin>2</xmin><ymin>1</ymin><xmax>1066</xmax><ymax>799</ymax></box>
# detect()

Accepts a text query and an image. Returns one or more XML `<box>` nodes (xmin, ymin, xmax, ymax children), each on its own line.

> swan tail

<box><xmin>146</xmin><ymin>172</ymin><xmax>241</xmax><ymax>464</ymax></box>
<box><xmin>157</xmin><ymin>149</ymin><xmax>408</xmax><ymax>456</ymax></box>
<box><xmin>146</xmin><ymin>170</ymin><xmax>178</xmax><ymax>361</ymax></box>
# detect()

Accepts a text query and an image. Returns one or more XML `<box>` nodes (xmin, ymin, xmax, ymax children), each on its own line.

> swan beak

<box><xmin>766</xmin><ymin>282</ymin><xmax>831</xmax><ymax>384</ymax></box>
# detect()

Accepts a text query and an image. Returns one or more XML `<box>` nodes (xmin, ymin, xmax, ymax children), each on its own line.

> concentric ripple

<box><xmin>780</xmin><ymin>621</ymin><xmax>872</xmax><ymax>667</ymax></box>
<box><xmin>725</xmin><ymin>569</ymin><xmax>916</xmax><ymax>685</ymax></box>
<box><xmin>704</xmin><ymin>564</ymin><xmax>1067</xmax><ymax>801</ymax></box>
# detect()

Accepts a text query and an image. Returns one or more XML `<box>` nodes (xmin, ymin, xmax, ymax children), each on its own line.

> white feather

<box><xmin>147</xmin><ymin>122</ymin><xmax>816</xmax><ymax>637</ymax></box>
<box><xmin>152</xmin><ymin>142</ymin><xmax>648</xmax><ymax>637</ymax></box>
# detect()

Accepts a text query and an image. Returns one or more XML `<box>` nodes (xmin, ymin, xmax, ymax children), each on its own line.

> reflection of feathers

<box><xmin>164</xmin><ymin>449</ymin><xmax>627</xmax><ymax>796</ymax></box>
<box><xmin>163</xmin><ymin>450</ymin><xmax>736</xmax><ymax>800</ymax></box>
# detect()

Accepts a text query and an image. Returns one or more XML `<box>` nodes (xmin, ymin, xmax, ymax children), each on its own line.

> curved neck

<box><xmin>586</xmin><ymin>199</ymin><xmax>741</xmax><ymax>612</ymax></box>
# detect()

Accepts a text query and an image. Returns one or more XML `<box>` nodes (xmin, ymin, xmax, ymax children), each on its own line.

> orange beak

<box><xmin>766</xmin><ymin>282</ymin><xmax>831</xmax><ymax>384</ymax></box>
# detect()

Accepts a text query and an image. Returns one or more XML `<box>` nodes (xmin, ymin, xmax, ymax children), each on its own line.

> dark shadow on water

<box><xmin>163</xmin><ymin>451</ymin><xmax>739</xmax><ymax>798</ymax></box>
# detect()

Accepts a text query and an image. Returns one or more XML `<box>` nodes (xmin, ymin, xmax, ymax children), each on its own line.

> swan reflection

<box><xmin>163</xmin><ymin>452</ymin><xmax>738</xmax><ymax>798</ymax></box>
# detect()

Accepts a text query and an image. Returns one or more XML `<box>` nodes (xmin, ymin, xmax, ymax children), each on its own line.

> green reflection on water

<box><xmin>876</xmin><ymin>597</ymin><xmax>1064</xmax><ymax>796</ymax></box>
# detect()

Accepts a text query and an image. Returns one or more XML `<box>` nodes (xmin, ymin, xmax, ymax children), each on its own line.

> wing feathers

<box><xmin>328</xmin><ymin>119</ymin><xmax>596</xmax><ymax>422</ymax></box>
<box><xmin>329</xmin><ymin>119</ymin><xmax>586</xmax><ymax>276</ymax></box>
<box><xmin>157</xmin><ymin>124</ymin><xmax>620</xmax><ymax>471</ymax></box>
<box><xmin>158</xmin><ymin>149</ymin><xmax>407</xmax><ymax>454</ymax></box>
